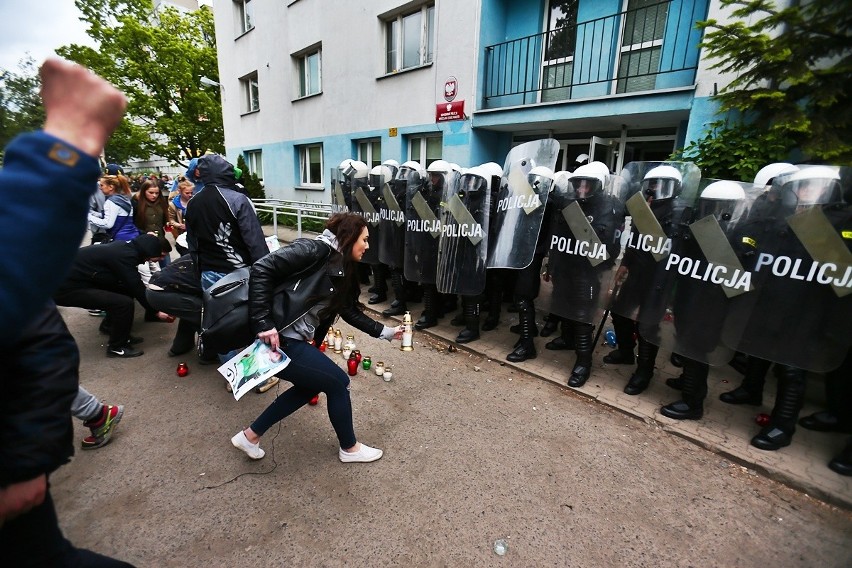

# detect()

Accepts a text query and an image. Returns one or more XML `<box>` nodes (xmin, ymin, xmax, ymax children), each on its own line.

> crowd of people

<box><xmin>1</xmin><ymin>58</ymin><xmax>849</xmax><ymax>566</ymax></box>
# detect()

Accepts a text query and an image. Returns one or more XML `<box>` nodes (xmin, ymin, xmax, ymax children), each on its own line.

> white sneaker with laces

<box><xmin>231</xmin><ymin>431</ymin><xmax>264</xmax><ymax>460</ymax></box>
<box><xmin>338</xmin><ymin>443</ymin><xmax>383</xmax><ymax>463</ymax></box>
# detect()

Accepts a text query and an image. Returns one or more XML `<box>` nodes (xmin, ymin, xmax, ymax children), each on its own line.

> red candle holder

<box><xmin>346</xmin><ymin>356</ymin><xmax>359</xmax><ymax>376</ymax></box>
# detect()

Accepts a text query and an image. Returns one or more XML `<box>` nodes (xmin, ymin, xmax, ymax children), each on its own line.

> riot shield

<box><xmin>378</xmin><ymin>165</ymin><xmax>410</xmax><ymax>268</ymax></box>
<box><xmin>436</xmin><ymin>166</ymin><xmax>493</xmax><ymax>296</ymax></box>
<box><xmin>636</xmin><ymin>179</ymin><xmax>761</xmax><ymax>365</ymax></box>
<box><xmin>330</xmin><ymin>166</ymin><xmax>351</xmax><ymax>214</ymax></box>
<box><xmin>722</xmin><ymin>165</ymin><xmax>852</xmax><ymax>372</ymax></box>
<box><xmin>607</xmin><ymin>161</ymin><xmax>702</xmax><ymax>328</ymax></box>
<box><xmin>487</xmin><ymin>139</ymin><xmax>560</xmax><ymax>269</ymax></box>
<box><xmin>403</xmin><ymin>168</ymin><xmax>443</xmax><ymax>284</ymax></box>
<box><xmin>350</xmin><ymin>176</ymin><xmax>383</xmax><ymax>265</ymax></box>
<box><xmin>539</xmin><ymin>171</ymin><xmax>627</xmax><ymax>325</ymax></box>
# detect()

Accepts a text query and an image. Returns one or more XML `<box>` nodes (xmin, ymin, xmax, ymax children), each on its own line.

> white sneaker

<box><xmin>338</xmin><ymin>443</ymin><xmax>383</xmax><ymax>463</ymax></box>
<box><xmin>231</xmin><ymin>431</ymin><xmax>264</xmax><ymax>460</ymax></box>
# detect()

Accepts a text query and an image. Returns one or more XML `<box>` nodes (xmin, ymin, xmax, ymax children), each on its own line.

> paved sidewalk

<box><xmin>265</xmin><ymin>224</ymin><xmax>852</xmax><ymax>509</ymax></box>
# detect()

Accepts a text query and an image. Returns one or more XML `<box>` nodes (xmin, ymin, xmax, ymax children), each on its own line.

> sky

<box><xmin>0</xmin><ymin>0</ymin><xmax>212</xmax><ymax>74</ymax></box>
<box><xmin>0</xmin><ymin>1</ymin><xmax>95</xmax><ymax>72</ymax></box>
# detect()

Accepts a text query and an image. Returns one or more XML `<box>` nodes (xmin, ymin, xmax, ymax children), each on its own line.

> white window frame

<box><xmin>357</xmin><ymin>139</ymin><xmax>382</xmax><ymax>169</ymax></box>
<box><xmin>408</xmin><ymin>134</ymin><xmax>442</xmax><ymax>168</ymax></box>
<box><xmin>384</xmin><ymin>3</ymin><xmax>435</xmax><ymax>74</ymax></box>
<box><xmin>235</xmin><ymin>0</ymin><xmax>254</xmax><ymax>35</ymax></box>
<box><xmin>612</xmin><ymin>0</ymin><xmax>667</xmax><ymax>94</ymax></box>
<box><xmin>245</xmin><ymin>149</ymin><xmax>263</xmax><ymax>181</ymax></box>
<box><xmin>240</xmin><ymin>72</ymin><xmax>259</xmax><ymax>113</ymax></box>
<box><xmin>297</xmin><ymin>48</ymin><xmax>322</xmax><ymax>98</ymax></box>
<box><xmin>298</xmin><ymin>144</ymin><xmax>324</xmax><ymax>187</ymax></box>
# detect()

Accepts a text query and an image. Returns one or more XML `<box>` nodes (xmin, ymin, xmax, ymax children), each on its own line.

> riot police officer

<box><xmin>545</xmin><ymin>162</ymin><xmax>625</xmax><ymax>384</ymax></box>
<box><xmin>611</xmin><ymin>165</ymin><xmax>687</xmax><ymax>395</ymax></box>
<box><xmin>659</xmin><ymin>180</ymin><xmax>752</xmax><ymax>419</ymax></box>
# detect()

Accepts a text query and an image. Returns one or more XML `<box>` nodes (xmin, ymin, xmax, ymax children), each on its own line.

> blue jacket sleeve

<box><xmin>0</xmin><ymin>132</ymin><xmax>100</xmax><ymax>346</ymax></box>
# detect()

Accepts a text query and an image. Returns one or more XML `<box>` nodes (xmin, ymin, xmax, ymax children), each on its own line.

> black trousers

<box><xmin>0</xmin><ymin>489</ymin><xmax>134</xmax><ymax>567</ymax></box>
<box><xmin>54</xmin><ymin>288</ymin><xmax>134</xmax><ymax>349</ymax></box>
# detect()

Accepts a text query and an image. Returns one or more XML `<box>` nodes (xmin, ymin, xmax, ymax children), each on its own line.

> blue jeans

<box><xmin>250</xmin><ymin>339</ymin><xmax>356</xmax><ymax>449</ymax></box>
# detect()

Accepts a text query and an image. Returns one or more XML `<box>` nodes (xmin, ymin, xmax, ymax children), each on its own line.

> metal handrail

<box><xmin>251</xmin><ymin>198</ymin><xmax>332</xmax><ymax>239</ymax></box>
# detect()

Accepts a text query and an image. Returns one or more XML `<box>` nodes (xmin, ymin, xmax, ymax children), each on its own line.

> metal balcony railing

<box><xmin>483</xmin><ymin>0</ymin><xmax>706</xmax><ymax>109</ymax></box>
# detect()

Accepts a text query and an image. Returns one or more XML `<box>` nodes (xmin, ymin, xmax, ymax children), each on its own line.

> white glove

<box><xmin>379</xmin><ymin>325</ymin><xmax>402</xmax><ymax>341</ymax></box>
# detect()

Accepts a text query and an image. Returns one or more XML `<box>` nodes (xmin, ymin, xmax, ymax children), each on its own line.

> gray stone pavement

<box><xmin>265</xmin><ymin>224</ymin><xmax>852</xmax><ymax>510</ymax></box>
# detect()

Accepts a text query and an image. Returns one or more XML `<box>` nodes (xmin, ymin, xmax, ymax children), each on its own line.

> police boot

<box><xmin>482</xmin><ymin>283</ymin><xmax>503</xmax><ymax>331</ymax></box>
<box><xmin>450</xmin><ymin>295</ymin><xmax>466</xmax><ymax>326</ymax></box>
<box><xmin>168</xmin><ymin>318</ymin><xmax>197</xmax><ymax>357</ymax></box>
<box><xmin>415</xmin><ymin>285</ymin><xmax>439</xmax><ymax>330</ymax></box>
<box><xmin>660</xmin><ymin>359</ymin><xmax>708</xmax><ymax>420</ymax></box>
<box><xmin>751</xmin><ymin>366</ymin><xmax>806</xmax><ymax>451</ymax></box>
<box><xmin>603</xmin><ymin>313</ymin><xmax>636</xmax><ymax>364</ymax></box>
<box><xmin>540</xmin><ymin>313</ymin><xmax>560</xmax><ymax>337</ymax></box>
<box><xmin>382</xmin><ymin>270</ymin><xmax>407</xmax><ymax>316</ymax></box>
<box><xmin>828</xmin><ymin>437</ymin><xmax>852</xmax><ymax>476</ymax></box>
<box><xmin>665</xmin><ymin>372</ymin><xmax>685</xmax><ymax>390</ymax></box>
<box><xmin>624</xmin><ymin>336</ymin><xmax>658</xmax><ymax>395</ymax></box>
<box><xmin>567</xmin><ymin>322</ymin><xmax>594</xmax><ymax>387</ymax></box>
<box><xmin>506</xmin><ymin>300</ymin><xmax>537</xmax><ymax>362</ymax></box>
<box><xmin>455</xmin><ymin>297</ymin><xmax>480</xmax><ymax>344</ymax></box>
<box><xmin>510</xmin><ymin>320</ymin><xmax>539</xmax><ymax>336</ymax></box>
<box><xmin>720</xmin><ymin>356</ymin><xmax>769</xmax><ymax>405</ymax></box>
<box><xmin>545</xmin><ymin>326</ymin><xmax>575</xmax><ymax>351</ymax></box>
<box><xmin>368</xmin><ymin>264</ymin><xmax>388</xmax><ymax>304</ymax></box>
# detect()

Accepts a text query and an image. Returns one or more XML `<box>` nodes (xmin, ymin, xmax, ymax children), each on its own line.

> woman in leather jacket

<box><xmin>230</xmin><ymin>213</ymin><xmax>404</xmax><ymax>463</ymax></box>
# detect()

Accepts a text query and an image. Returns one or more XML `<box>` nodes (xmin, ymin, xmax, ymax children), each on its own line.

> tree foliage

<box><xmin>695</xmin><ymin>0</ymin><xmax>852</xmax><ymax>172</ymax></box>
<box><xmin>57</xmin><ymin>0</ymin><xmax>223</xmax><ymax>166</ymax></box>
<box><xmin>236</xmin><ymin>154</ymin><xmax>266</xmax><ymax>201</ymax></box>
<box><xmin>0</xmin><ymin>58</ymin><xmax>45</xmax><ymax>154</ymax></box>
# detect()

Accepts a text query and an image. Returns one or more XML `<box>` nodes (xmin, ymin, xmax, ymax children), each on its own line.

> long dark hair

<box><xmin>135</xmin><ymin>180</ymin><xmax>168</xmax><ymax>228</ymax></box>
<box><xmin>320</xmin><ymin>213</ymin><xmax>368</xmax><ymax>320</ymax></box>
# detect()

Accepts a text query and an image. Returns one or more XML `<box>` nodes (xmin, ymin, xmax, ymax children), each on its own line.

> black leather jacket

<box><xmin>249</xmin><ymin>238</ymin><xmax>383</xmax><ymax>339</ymax></box>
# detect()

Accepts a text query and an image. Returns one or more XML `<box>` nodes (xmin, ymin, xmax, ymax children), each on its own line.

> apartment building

<box><xmin>212</xmin><ymin>0</ymin><xmax>740</xmax><ymax>201</ymax></box>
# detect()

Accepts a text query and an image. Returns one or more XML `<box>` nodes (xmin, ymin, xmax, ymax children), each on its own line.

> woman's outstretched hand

<box><xmin>257</xmin><ymin>328</ymin><xmax>280</xmax><ymax>351</ymax></box>
<box><xmin>380</xmin><ymin>325</ymin><xmax>406</xmax><ymax>342</ymax></box>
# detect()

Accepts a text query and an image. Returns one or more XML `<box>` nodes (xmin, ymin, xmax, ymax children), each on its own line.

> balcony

<box><xmin>482</xmin><ymin>0</ymin><xmax>706</xmax><ymax>110</ymax></box>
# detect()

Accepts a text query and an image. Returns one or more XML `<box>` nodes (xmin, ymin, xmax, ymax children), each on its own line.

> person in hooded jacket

<box><xmin>185</xmin><ymin>153</ymin><xmax>268</xmax><ymax>282</ymax></box>
<box><xmin>53</xmin><ymin>234</ymin><xmax>172</xmax><ymax>358</ymax></box>
<box><xmin>185</xmin><ymin>153</ymin><xmax>276</xmax><ymax>389</ymax></box>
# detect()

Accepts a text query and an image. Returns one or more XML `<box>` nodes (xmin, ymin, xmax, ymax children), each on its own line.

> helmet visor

<box><xmin>568</xmin><ymin>177</ymin><xmax>601</xmax><ymax>200</ymax></box>
<box><xmin>642</xmin><ymin>178</ymin><xmax>679</xmax><ymax>201</ymax></box>
<box><xmin>783</xmin><ymin>178</ymin><xmax>840</xmax><ymax>207</ymax></box>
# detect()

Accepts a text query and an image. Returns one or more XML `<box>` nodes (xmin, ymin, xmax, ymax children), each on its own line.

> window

<box><xmin>357</xmin><ymin>139</ymin><xmax>382</xmax><ymax>169</ymax></box>
<box><xmin>240</xmin><ymin>72</ymin><xmax>259</xmax><ymax>113</ymax></box>
<box><xmin>298</xmin><ymin>49</ymin><xmax>321</xmax><ymax>97</ymax></box>
<box><xmin>235</xmin><ymin>0</ymin><xmax>254</xmax><ymax>35</ymax></box>
<box><xmin>408</xmin><ymin>134</ymin><xmax>442</xmax><ymax>168</ymax></box>
<box><xmin>616</xmin><ymin>0</ymin><xmax>668</xmax><ymax>93</ymax></box>
<box><xmin>384</xmin><ymin>4</ymin><xmax>434</xmax><ymax>73</ymax></box>
<box><xmin>299</xmin><ymin>144</ymin><xmax>323</xmax><ymax>186</ymax></box>
<box><xmin>541</xmin><ymin>0</ymin><xmax>579</xmax><ymax>102</ymax></box>
<box><xmin>245</xmin><ymin>150</ymin><xmax>263</xmax><ymax>181</ymax></box>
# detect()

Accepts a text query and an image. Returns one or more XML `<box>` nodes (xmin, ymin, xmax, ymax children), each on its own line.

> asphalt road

<box><xmin>52</xmin><ymin>306</ymin><xmax>852</xmax><ymax>567</ymax></box>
